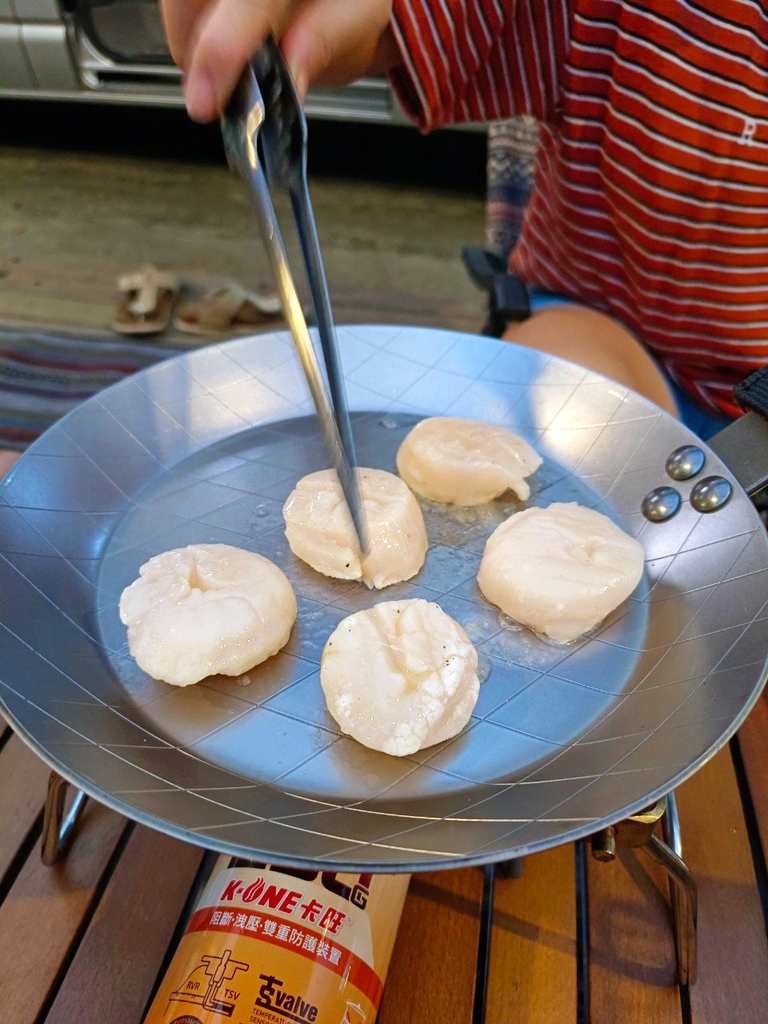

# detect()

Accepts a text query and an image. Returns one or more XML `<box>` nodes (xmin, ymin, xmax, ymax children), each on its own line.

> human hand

<box><xmin>161</xmin><ymin>0</ymin><xmax>395</xmax><ymax>123</ymax></box>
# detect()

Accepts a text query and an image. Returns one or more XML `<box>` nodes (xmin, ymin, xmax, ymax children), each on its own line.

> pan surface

<box><xmin>0</xmin><ymin>325</ymin><xmax>766</xmax><ymax>870</ymax></box>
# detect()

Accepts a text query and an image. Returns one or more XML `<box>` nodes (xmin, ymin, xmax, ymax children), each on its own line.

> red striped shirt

<box><xmin>390</xmin><ymin>0</ymin><xmax>768</xmax><ymax>417</ymax></box>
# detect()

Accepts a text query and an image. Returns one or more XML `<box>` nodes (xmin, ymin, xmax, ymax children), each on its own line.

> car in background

<box><xmin>0</xmin><ymin>0</ymin><xmax>411</xmax><ymax>124</ymax></box>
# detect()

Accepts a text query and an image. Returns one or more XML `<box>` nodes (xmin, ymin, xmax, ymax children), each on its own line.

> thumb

<box><xmin>281</xmin><ymin>0</ymin><xmax>392</xmax><ymax>97</ymax></box>
<box><xmin>184</xmin><ymin>0</ymin><xmax>295</xmax><ymax>121</ymax></box>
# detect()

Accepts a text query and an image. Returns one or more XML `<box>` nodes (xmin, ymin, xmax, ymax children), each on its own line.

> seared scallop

<box><xmin>321</xmin><ymin>598</ymin><xmax>480</xmax><ymax>756</ymax></box>
<box><xmin>477</xmin><ymin>503</ymin><xmax>644</xmax><ymax>644</ymax></box>
<box><xmin>397</xmin><ymin>416</ymin><xmax>542</xmax><ymax>505</ymax></box>
<box><xmin>283</xmin><ymin>468</ymin><xmax>428</xmax><ymax>589</ymax></box>
<box><xmin>119</xmin><ymin>543</ymin><xmax>297</xmax><ymax>686</ymax></box>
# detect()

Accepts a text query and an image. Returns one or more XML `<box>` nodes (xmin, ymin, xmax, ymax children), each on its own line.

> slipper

<box><xmin>112</xmin><ymin>264</ymin><xmax>179</xmax><ymax>336</ymax></box>
<box><xmin>173</xmin><ymin>284</ymin><xmax>282</xmax><ymax>336</ymax></box>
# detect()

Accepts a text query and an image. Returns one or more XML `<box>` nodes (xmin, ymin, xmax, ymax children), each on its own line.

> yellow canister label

<box><xmin>145</xmin><ymin>863</ymin><xmax>409</xmax><ymax>1024</ymax></box>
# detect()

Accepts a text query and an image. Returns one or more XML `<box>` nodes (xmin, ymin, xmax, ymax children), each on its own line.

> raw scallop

<box><xmin>477</xmin><ymin>503</ymin><xmax>644</xmax><ymax>643</ymax></box>
<box><xmin>397</xmin><ymin>416</ymin><xmax>542</xmax><ymax>505</ymax></box>
<box><xmin>283</xmin><ymin>468</ymin><xmax>428</xmax><ymax>588</ymax></box>
<box><xmin>321</xmin><ymin>599</ymin><xmax>480</xmax><ymax>756</ymax></box>
<box><xmin>119</xmin><ymin>543</ymin><xmax>297</xmax><ymax>686</ymax></box>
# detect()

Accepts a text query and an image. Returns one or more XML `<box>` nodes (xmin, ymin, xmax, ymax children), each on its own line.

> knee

<box><xmin>502</xmin><ymin>304</ymin><xmax>637</xmax><ymax>357</ymax></box>
<box><xmin>502</xmin><ymin>304</ymin><xmax>678</xmax><ymax>416</ymax></box>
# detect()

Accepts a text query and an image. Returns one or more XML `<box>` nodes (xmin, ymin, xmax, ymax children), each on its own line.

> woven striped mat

<box><xmin>0</xmin><ymin>329</ymin><xmax>187</xmax><ymax>450</ymax></box>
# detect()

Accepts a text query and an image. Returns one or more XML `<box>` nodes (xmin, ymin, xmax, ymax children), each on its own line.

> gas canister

<box><xmin>144</xmin><ymin>857</ymin><xmax>410</xmax><ymax>1024</ymax></box>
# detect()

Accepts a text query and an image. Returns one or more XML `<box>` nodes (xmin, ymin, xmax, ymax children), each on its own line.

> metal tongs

<box><xmin>222</xmin><ymin>39</ymin><xmax>368</xmax><ymax>553</ymax></box>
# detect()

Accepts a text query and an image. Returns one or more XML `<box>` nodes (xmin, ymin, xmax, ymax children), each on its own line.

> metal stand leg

<box><xmin>646</xmin><ymin>794</ymin><xmax>698</xmax><ymax>987</ymax></box>
<box><xmin>496</xmin><ymin>857</ymin><xmax>525</xmax><ymax>879</ymax></box>
<box><xmin>41</xmin><ymin>771</ymin><xmax>88</xmax><ymax>866</ymax></box>
<box><xmin>661</xmin><ymin>790</ymin><xmax>689</xmax><ymax>984</ymax></box>
<box><xmin>472</xmin><ymin>864</ymin><xmax>495</xmax><ymax>1024</ymax></box>
<box><xmin>663</xmin><ymin>789</ymin><xmax>683</xmax><ymax>857</ymax></box>
<box><xmin>589</xmin><ymin>793</ymin><xmax>698</xmax><ymax>987</ymax></box>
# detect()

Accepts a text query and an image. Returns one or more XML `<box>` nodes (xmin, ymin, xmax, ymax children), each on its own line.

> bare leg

<box><xmin>502</xmin><ymin>304</ymin><xmax>678</xmax><ymax>417</ymax></box>
<box><xmin>0</xmin><ymin>451</ymin><xmax>20</xmax><ymax>477</ymax></box>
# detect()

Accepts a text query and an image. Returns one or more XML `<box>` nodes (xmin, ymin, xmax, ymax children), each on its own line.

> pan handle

<box><xmin>708</xmin><ymin>367</ymin><xmax>768</xmax><ymax>498</ymax></box>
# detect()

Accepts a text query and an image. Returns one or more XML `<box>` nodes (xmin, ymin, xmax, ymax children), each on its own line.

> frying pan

<box><xmin>0</xmin><ymin>325</ymin><xmax>766</xmax><ymax>871</ymax></box>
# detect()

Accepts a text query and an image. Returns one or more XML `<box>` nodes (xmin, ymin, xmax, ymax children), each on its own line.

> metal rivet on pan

<box><xmin>666</xmin><ymin>445</ymin><xmax>706</xmax><ymax>481</ymax></box>
<box><xmin>690</xmin><ymin>475</ymin><xmax>732</xmax><ymax>514</ymax></box>
<box><xmin>641</xmin><ymin>486</ymin><xmax>682</xmax><ymax>522</ymax></box>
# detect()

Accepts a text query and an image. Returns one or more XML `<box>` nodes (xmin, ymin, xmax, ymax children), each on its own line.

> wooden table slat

<box><xmin>487</xmin><ymin>846</ymin><xmax>578</xmax><ymax>1024</ymax></box>
<box><xmin>379</xmin><ymin>868</ymin><xmax>482</xmax><ymax>1024</ymax></box>
<box><xmin>736</xmin><ymin>692</ymin><xmax>768</xmax><ymax>860</ymax></box>
<box><xmin>588</xmin><ymin>843</ymin><xmax>682</xmax><ymax>1023</ymax></box>
<box><xmin>677</xmin><ymin>746</ymin><xmax>768</xmax><ymax>1024</ymax></box>
<box><xmin>43</xmin><ymin>825</ymin><xmax>204</xmax><ymax>1024</ymax></box>
<box><xmin>0</xmin><ymin>800</ymin><xmax>127</xmax><ymax>1024</ymax></box>
<box><xmin>0</xmin><ymin>735</ymin><xmax>50</xmax><ymax>884</ymax></box>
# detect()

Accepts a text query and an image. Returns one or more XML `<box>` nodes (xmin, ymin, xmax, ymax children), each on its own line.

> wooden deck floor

<box><xmin>0</xmin><ymin>107</ymin><xmax>486</xmax><ymax>344</ymax></box>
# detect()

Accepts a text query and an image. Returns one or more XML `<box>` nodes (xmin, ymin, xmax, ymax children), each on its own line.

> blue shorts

<box><xmin>528</xmin><ymin>289</ymin><xmax>730</xmax><ymax>441</ymax></box>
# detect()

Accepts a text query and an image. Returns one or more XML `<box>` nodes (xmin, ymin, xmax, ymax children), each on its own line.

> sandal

<box><xmin>173</xmin><ymin>283</ymin><xmax>282</xmax><ymax>336</ymax></box>
<box><xmin>112</xmin><ymin>264</ymin><xmax>179</xmax><ymax>336</ymax></box>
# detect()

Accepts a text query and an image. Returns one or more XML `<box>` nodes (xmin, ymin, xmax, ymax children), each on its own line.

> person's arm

<box><xmin>388</xmin><ymin>0</ymin><xmax>560</xmax><ymax>132</ymax></box>
<box><xmin>162</xmin><ymin>0</ymin><xmax>556</xmax><ymax>134</ymax></box>
<box><xmin>160</xmin><ymin>0</ymin><xmax>396</xmax><ymax>122</ymax></box>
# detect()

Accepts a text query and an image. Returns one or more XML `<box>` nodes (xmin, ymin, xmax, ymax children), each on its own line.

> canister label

<box><xmin>145</xmin><ymin>863</ymin><xmax>409</xmax><ymax>1024</ymax></box>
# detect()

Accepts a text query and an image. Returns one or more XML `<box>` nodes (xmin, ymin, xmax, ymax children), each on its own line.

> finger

<box><xmin>159</xmin><ymin>0</ymin><xmax>211</xmax><ymax>68</ymax></box>
<box><xmin>184</xmin><ymin>0</ymin><xmax>298</xmax><ymax>122</ymax></box>
<box><xmin>281</xmin><ymin>0</ymin><xmax>391</xmax><ymax>97</ymax></box>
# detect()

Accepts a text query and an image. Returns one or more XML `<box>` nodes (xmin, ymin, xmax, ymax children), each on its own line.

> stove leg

<box><xmin>472</xmin><ymin>863</ymin><xmax>495</xmax><ymax>1024</ymax></box>
<box><xmin>496</xmin><ymin>857</ymin><xmax>525</xmax><ymax>879</ymax></box>
<box><xmin>644</xmin><ymin>829</ymin><xmax>698</xmax><ymax>987</ymax></box>
<box><xmin>660</xmin><ymin>789</ymin><xmax>690</xmax><ymax>985</ymax></box>
<box><xmin>589</xmin><ymin>792</ymin><xmax>697</xmax><ymax>987</ymax></box>
<box><xmin>41</xmin><ymin>771</ymin><xmax>88</xmax><ymax>866</ymax></box>
<box><xmin>663</xmin><ymin>789</ymin><xmax>683</xmax><ymax>858</ymax></box>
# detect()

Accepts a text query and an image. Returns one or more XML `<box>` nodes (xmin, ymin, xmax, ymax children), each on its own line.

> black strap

<box><xmin>735</xmin><ymin>365</ymin><xmax>768</xmax><ymax>421</ymax></box>
<box><xmin>461</xmin><ymin>247</ymin><xmax>531</xmax><ymax>337</ymax></box>
<box><xmin>461</xmin><ymin>247</ymin><xmax>507</xmax><ymax>290</ymax></box>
